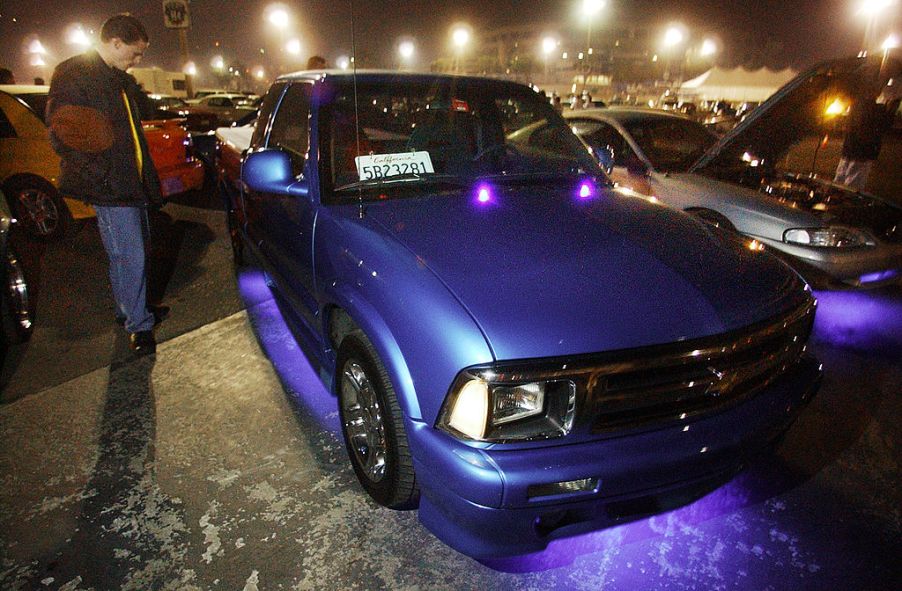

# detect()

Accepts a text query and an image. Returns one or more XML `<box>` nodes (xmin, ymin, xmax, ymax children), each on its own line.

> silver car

<box><xmin>565</xmin><ymin>56</ymin><xmax>902</xmax><ymax>288</ymax></box>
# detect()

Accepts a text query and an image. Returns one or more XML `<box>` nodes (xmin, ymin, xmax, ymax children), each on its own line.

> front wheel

<box><xmin>337</xmin><ymin>331</ymin><xmax>418</xmax><ymax>509</ymax></box>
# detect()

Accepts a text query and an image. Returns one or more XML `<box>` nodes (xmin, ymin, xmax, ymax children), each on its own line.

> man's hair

<box><xmin>100</xmin><ymin>13</ymin><xmax>149</xmax><ymax>44</ymax></box>
<box><xmin>0</xmin><ymin>67</ymin><xmax>14</xmax><ymax>84</ymax></box>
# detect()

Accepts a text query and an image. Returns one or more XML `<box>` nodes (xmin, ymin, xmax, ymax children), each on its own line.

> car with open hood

<box><xmin>229</xmin><ymin>71</ymin><xmax>822</xmax><ymax>558</ymax></box>
<box><xmin>565</xmin><ymin>55</ymin><xmax>902</xmax><ymax>288</ymax></box>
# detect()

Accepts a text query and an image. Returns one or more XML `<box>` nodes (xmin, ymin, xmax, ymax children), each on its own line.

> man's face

<box><xmin>106</xmin><ymin>38</ymin><xmax>148</xmax><ymax>71</ymax></box>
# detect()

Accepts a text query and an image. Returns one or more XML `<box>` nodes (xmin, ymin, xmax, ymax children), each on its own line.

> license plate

<box><xmin>161</xmin><ymin>176</ymin><xmax>184</xmax><ymax>196</ymax></box>
<box><xmin>355</xmin><ymin>151</ymin><xmax>435</xmax><ymax>180</ymax></box>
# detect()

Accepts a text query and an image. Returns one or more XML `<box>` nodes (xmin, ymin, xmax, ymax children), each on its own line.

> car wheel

<box><xmin>337</xmin><ymin>331</ymin><xmax>418</xmax><ymax>509</ymax></box>
<box><xmin>2</xmin><ymin>246</ymin><xmax>34</xmax><ymax>343</ymax></box>
<box><xmin>6</xmin><ymin>179</ymin><xmax>72</xmax><ymax>241</ymax></box>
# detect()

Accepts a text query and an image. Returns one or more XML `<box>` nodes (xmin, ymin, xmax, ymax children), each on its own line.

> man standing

<box><xmin>833</xmin><ymin>60</ymin><xmax>902</xmax><ymax>192</ymax></box>
<box><xmin>48</xmin><ymin>14</ymin><xmax>166</xmax><ymax>354</ymax></box>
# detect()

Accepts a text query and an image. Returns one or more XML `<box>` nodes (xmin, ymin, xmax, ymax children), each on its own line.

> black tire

<box><xmin>225</xmin><ymin>206</ymin><xmax>246</xmax><ymax>266</ymax></box>
<box><xmin>687</xmin><ymin>208</ymin><xmax>737</xmax><ymax>232</ymax></box>
<box><xmin>5</xmin><ymin>178</ymin><xmax>73</xmax><ymax>241</ymax></box>
<box><xmin>2</xmin><ymin>246</ymin><xmax>34</xmax><ymax>344</ymax></box>
<box><xmin>336</xmin><ymin>331</ymin><xmax>418</xmax><ymax>509</ymax></box>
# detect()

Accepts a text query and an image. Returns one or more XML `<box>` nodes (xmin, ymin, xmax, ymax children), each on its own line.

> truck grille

<box><xmin>585</xmin><ymin>299</ymin><xmax>816</xmax><ymax>432</ymax></box>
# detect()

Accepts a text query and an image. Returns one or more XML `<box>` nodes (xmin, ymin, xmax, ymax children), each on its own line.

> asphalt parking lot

<box><xmin>1</xmin><ymin>187</ymin><xmax>900</xmax><ymax>590</ymax></box>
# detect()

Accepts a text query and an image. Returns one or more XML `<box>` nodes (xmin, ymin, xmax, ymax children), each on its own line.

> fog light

<box><xmin>528</xmin><ymin>477</ymin><xmax>598</xmax><ymax>499</ymax></box>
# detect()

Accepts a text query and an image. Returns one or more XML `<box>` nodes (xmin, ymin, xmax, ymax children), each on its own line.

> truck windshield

<box><xmin>321</xmin><ymin>77</ymin><xmax>601</xmax><ymax>192</ymax></box>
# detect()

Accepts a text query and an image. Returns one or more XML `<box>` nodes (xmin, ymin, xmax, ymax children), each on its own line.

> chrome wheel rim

<box><xmin>341</xmin><ymin>360</ymin><xmax>387</xmax><ymax>483</ymax></box>
<box><xmin>6</xmin><ymin>253</ymin><xmax>31</xmax><ymax>333</ymax></box>
<box><xmin>16</xmin><ymin>187</ymin><xmax>59</xmax><ymax>236</ymax></box>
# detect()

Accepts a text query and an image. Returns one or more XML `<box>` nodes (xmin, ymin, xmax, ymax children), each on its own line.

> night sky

<box><xmin>0</xmin><ymin>1</ymin><xmax>895</xmax><ymax>83</ymax></box>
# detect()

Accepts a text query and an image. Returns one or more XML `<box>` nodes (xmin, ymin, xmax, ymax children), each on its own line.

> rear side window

<box><xmin>267</xmin><ymin>83</ymin><xmax>313</xmax><ymax>176</ymax></box>
<box><xmin>250</xmin><ymin>82</ymin><xmax>286</xmax><ymax>148</ymax></box>
<box><xmin>0</xmin><ymin>107</ymin><xmax>15</xmax><ymax>138</ymax></box>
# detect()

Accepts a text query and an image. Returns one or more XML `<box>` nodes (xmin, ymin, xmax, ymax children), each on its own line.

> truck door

<box><xmin>245</xmin><ymin>81</ymin><xmax>320</xmax><ymax>330</ymax></box>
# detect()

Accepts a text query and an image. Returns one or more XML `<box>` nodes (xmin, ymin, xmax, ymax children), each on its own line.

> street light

<box><xmin>661</xmin><ymin>24</ymin><xmax>688</xmax><ymax>85</ymax></box>
<box><xmin>700</xmin><ymin>38</ymin><xmax>717</xmax><ymax>58</ymax></box>
<box><xmin>337</xmin><ymin>55</ymin><xmax>350</xmax><ymax>70</ymax></box>
<box><xmin>66</xmin><ymin>24</ymin><xmax>92</xmax><ymax>48</ymax></box>
<box><xmin>578</xmin><ymin>0</ymin><xmax>606</xmax><ymax>92</ymax></box>
<box><xmin>285</xmin><ymin>38</ymin><xmax>302</xmax><ymax>57</ymax></box>
<box><xmin>398</xmin><ymin>40</ymin><xmax>415</xmax><ymax>70</ymax></box>
<box><xmin>883</xmin><ymin>33</ymin><xmax>900</xmax><ymax>49</ymax></box>
<box><xmin>451</xmin><ymin>24</ymin><xmax>472</xmax><ymax>73</ymax></box>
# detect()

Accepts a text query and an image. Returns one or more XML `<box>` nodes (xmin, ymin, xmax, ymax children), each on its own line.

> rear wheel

<box><xmin>337</xmin><ymin>331</ymin><xmax>418</xmax><ymax>509</ymax></box>
<box><xmin>6</xmin><ymin>179</ymin><xmax>72</xmax><ymax>241</ymax></box>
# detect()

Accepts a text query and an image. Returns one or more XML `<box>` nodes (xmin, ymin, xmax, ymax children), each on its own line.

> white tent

<box><xmin>679</xmin><ymin>66</ymin><xmax>798</xmax><ymax>103</ymax></box>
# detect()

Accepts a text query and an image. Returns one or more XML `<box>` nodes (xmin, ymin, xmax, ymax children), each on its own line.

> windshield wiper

<box><xmin>334</xmin><ymin>173</ymin><xmax>472</xmax><ymax>193</ymax></box>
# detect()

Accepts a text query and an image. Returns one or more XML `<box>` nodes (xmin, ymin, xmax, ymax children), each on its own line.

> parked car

<box><xmin>180</xmin><ymin>93</ymin><xmax>257</xmax><ymax>128</ymax></box>
<box><xmin>227</xmin><ymin>71</ymin><xmax>822</xmax><ymax>558</ymax></box>
<box><xmin>0</xmin><ymin>85</ymin><xmax>205</xmax><ymax>239</ymax></box>
<box><xmin>564</xmin><ymin>55</ymin><xmax>902</xmax><ymax>288</ymax></box>
<box><xmin>1</xmin><ymin>189</ymin><xmax>34</xmax><ymax>384</ymax></box>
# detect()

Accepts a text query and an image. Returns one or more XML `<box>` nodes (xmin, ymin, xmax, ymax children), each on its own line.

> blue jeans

<box><xmin>94</xmin><ymin>206</ymin><xmax>154</xmax><ymax>333</ymax></box>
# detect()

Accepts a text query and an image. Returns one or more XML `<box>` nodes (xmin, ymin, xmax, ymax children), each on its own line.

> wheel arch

<box><xmin>322</xmin><ymin>295</ymin><xmax>422</xmax><ymax>421</ymax></box>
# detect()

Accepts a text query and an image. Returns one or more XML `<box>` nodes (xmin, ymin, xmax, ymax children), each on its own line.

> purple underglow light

<box><xmin>858</xmin><ymin>269</ymin><xmax>899</xmax><ymax>285</ymax></box>
<box><xmin>577</xmin><ymin>181</ymin><xmax>595</xmax><ymax>199</ymax></box>
<box><xmin>236</xmin><ymin>267</ymin><xmax>340</xmax><ymax>434</ymax></box>
<box><xmin>476</xmin><ymin>183</ymin><xmax>493</xmax><ymax>204</ymax></box>
<box><xmin>810</xmin><ymin>288</ymin><xmax>902</xmax><ymax>354</ymax></box>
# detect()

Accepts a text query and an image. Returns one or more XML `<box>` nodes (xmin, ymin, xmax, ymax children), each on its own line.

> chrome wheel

<box><xmin>341</xmin><ymin>359</ymin><xmax>387</xmax><ymax>483</ymax></box>
<box><xmin>5</xmin><ymin>251</ymin><xmax>32</xmax><ymax>336</ymax></box>
<box><xmin>14</xmin><ymin>186</ymin><xmax>60</xmax><ymax>237</ymax></box>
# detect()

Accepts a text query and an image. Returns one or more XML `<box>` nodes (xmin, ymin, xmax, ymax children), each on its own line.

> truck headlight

<box><xmin>783</xmin><ymin>227</ymin><xmax>874</xmax><ymax>248</ymax></box>
<box><xmin>438</xmin><ymin>371</ymin><xmax>576</xmax><ymax>442</ymax></box>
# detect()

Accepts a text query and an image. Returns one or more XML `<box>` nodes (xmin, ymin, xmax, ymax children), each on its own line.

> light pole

<box><xmin>662</xmin><ymin>25</ymin><xmax>687</xmax><ymax>86</ymax></box>
<box><xmin>579</xmin><ymin>0</ymin><xmax>606</xmax><ymax>92</ymax></box>
<box><xmin>451</xmin><ymin>25</ymin><xmax>471</xmax><ymax>73</ymax></box>
<box><xmin>542</xmin><ymin>36</ymin><xmax>558</xmax><ymax>80</ymax></box>
<box><xmin>265</xmin><ymin>4</ymin><xmax>291</xmax><ymax>72</ymax></box>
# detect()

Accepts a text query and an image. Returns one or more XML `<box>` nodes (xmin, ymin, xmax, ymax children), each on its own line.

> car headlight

<box><xmin>438</xmin><ymin>370</ymin><xmax>576</xmax><ymax>442</ymax></box>
<box><xmin>783</xmin><ymin>227</ymin><xmax>874</xmax><ymax>248</ymax></box>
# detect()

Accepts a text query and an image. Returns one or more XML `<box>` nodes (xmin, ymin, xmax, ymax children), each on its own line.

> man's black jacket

<box><xmin>47</xmin><ymin>50</ymin><xmax>162</xmax><ymax>207</ymax></box>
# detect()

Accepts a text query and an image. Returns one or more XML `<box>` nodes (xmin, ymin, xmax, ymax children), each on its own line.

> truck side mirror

<box><xmin>242</xmin><ymin>149</ymin><xmax>308</xmax><ymax>197</ymax></box>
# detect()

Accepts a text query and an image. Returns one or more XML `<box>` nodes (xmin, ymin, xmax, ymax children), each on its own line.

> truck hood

<box><xmin>363</xmin><ymin>185</ymin><xmax>807</xmax><ymax>361</ymax></box>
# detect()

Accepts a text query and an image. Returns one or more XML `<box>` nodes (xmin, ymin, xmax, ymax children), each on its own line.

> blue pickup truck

<box><xmin>222</xmin><ymin>71</ymin><xmax>821</xmax><ymax>558</ymax></box>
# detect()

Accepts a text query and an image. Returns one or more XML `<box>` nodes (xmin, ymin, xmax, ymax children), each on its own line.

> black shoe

<box><xmin>116</xmin><ymin>305</ymin><xmax>170</xmax><ymax>327</ymax></box>
<box><xmin>129</xmin><ymin>330</ymin><xmax>156</xmax><ymax>355</ymax></box>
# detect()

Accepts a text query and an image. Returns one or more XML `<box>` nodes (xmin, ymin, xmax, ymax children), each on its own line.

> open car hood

<box><xmin>690</xmin><ymin>54</ymin><xmax>897</xmax><ymax>175</ymax></box>
<box><xmin>687</xmin><ymin>54</ymin><xmax>902</xmax><ymax>240</ymax></box>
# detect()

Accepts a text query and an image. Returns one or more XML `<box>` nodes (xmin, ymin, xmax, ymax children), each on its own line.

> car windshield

<box><xmin>323</xmin><ymin>77</ymin><xmax>601</xmax><ymax>192</ymax></box>
<box><xmin>621</xmin><ymin>116</ymin><xmax>717</xmax><ymax>172</ymax></box>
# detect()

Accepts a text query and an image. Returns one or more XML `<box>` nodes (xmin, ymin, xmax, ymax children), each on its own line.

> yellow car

<box><xmin>0</xmin><ymin>85</ymin><xmax>94</xmax><ymax>239</ymax></box>
<box><xmin>0</xmin><ymin>84</ymin><xmax>205</xmax><ymax>240</ymax></box>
